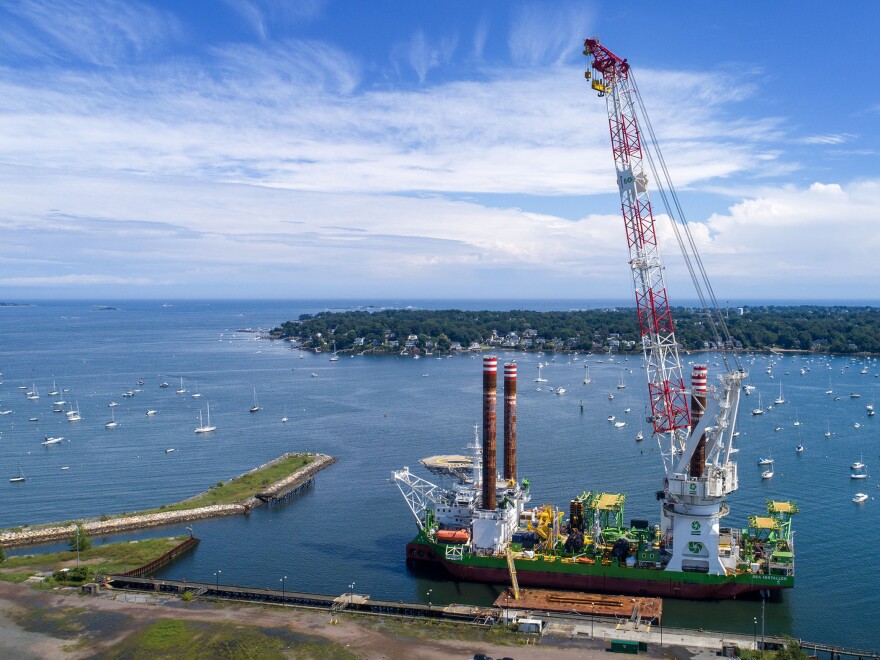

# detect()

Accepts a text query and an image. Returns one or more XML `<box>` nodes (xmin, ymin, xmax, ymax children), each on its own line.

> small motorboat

<box><xmin>795</xmin><ymin>444</ymin><xmax>804</xmax><ymax>453</ymax></box>
<box><xmin>761</xmin><ymin>470</ymin><xmax>774</xmax><ymax>479</ymax></box>
<box><xmin>853</xmin><ymin>493</ymin><xmax>868</xmax><ymax>503</ymax></box>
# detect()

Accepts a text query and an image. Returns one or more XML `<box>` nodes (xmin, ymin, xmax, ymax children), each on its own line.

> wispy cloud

<box><xmin>222</xmin><ymin>0</ymin><xmax>326</xmax><ymax>40</ymax></box>
<box><xmin>508</xmin><ymin>2</ymin><xmax>592</xmax><ymax>66</ymax></box>
<box><xmin>390</xmin><ymin>30</ymin><xmax>458</xmax><ymax>83</ymax></box>
<box><xmin>1</xmin><ymin>0</ymin><xmax>181</xmax><ymax>65</ymax></box>
<box><xmin>796</xmin><ymin>133</ymin><xmax>855</xmax><ymax>145</ymax></box>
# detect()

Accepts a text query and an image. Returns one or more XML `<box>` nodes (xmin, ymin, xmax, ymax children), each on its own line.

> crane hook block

<box><xmin>585</xmin><ymin>71</ymin><xmax>591</xmax><ymax>80</ymax></box>
<box><xmin>591</xmin><ymin>80</ymin><xmax>607</xmax><ymax>94</ymax></box>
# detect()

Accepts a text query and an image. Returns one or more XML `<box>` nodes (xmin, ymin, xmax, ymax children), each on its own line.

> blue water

<box><xmin>1</xmin><ymin>300</ymin><xmax>877</xmax><ymax>649</ymax></box>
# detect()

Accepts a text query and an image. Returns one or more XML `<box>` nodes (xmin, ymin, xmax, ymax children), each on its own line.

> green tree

<box><xmin>69</xmin><ymin>523</ymin><xmax>92</xmax><ymax>552</ymax></box>
<box><xmin>776</xmin><ymin>637</ymin><xmax>810</xmax><ymax>660</ymax></box>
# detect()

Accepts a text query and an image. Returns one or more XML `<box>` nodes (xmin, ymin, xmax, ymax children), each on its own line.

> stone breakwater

<box><xmin>0</xmin><ymin>453</ymin><xmax>337</xmax><ymax>548</ymax></box>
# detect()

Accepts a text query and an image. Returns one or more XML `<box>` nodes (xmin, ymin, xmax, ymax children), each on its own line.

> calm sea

<box><xmin>1</xmin><ymin>300</ymin><xmax>877</xmax><ymax>650</ymax></box>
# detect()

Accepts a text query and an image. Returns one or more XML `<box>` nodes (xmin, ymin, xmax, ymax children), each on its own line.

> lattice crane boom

<box><xmin>583</xmin><ymin>38</ymin><xmax>691</xmax><ymax>465</ymax></box>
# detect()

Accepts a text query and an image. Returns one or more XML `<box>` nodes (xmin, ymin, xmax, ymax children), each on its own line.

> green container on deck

<box><xmin>610</xmin><ymin>639</ymin><xmax>639</xmax><ymax>654</ymax></box>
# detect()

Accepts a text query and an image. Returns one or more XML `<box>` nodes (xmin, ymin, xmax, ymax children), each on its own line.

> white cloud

<box><xmin>797</xmin><ymin>133</ymin><xmax>855</xmax><ymax>145</ymax></box>
<box><xmin>508</xmin><ymin>2</ymin><xmax>592</xmax><ymax>66</ymax></box>
<box><xmin>2</xmin><ymin>0</ymin><xmax>181</xmax><ymax>65</ymax></box>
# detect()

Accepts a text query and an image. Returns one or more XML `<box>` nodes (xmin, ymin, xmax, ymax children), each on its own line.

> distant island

<box><xmin>271</xmin><ymin>306</ymin><xmax>880</xmax><ymax>355</ymax></box>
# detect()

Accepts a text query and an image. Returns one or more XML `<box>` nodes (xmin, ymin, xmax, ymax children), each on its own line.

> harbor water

<box><xmin>0</xmin><ymin>300</ymin><xmax>877</xmax><ymax>649</ymax></box>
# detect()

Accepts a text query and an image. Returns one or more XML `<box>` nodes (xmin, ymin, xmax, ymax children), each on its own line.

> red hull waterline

<box><xmin>407</xmin><ymin>541</ymin><xmax>785</xmax><ymax>601</ymax></box>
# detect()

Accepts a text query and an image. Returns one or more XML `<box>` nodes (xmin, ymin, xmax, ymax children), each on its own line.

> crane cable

<box><xmin>628</xmin><ymin>71</ymin><xmax>742</xmax><ymax>375</ymax></box>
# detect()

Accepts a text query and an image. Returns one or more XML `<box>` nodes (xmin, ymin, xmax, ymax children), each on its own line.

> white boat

<box><xmin>773</xmin><ymin>383</ymin><xmax>785</xmax><ymax>405</ymax></box>
<box><xmin>108</xmin><ymin>401</ymin><xmax>118</xmax><ymax>407</ymax></box>
<box><xmin>26</xmin><ymin>384</ymin><xmax>39</xmax><ymax>400</ymax></box>
<box><xmin>743</xmin><ymin>384</ymin><xmax>755</xmax><ymax>395</ymax></box>
<box><xmin>635</xmin><ymin>430</ymin><xmax>644</xmax><ymax>441</ymax></box>
<box><xmin>160</xmin><ymin>381</ymin><xmax>170</xmax><ymax>388</ymax></box>
<box><xmin>824</xmin><ymin>421</ymin><xmax>832</xmax><ymax>438</ymax></box>
<box><xmin>0</xmin><ymin>409</ymin><xmax>13</xmax><ymax>415</ymax></box>
<box><xmin>761</xmin><ymin>469</ymin><xmax>774</xmax><ymax>479</ymax></box>
<box><xmin>795</xmin><ymin>444</ymin><xmax>804</xmax><ymax>453</ymax></box>
<box><xmin>854</xmin><ymin>422</ymin><xmax>862</xmax><ymax>429</ymax></box>
<box><xmin>851</xmin><ymin>472</ymin><xmax>869</xmax><ymax>479</ymax></box>
<box><xmin>851</xmin><ymin>392</ymin><xmax>861</xmax><ymax>399</ymax></box>
<box><xmin>66</xmin><ymin>402</ymin><xmax>81</xmax><ymax>422</ymax></box>
<box><xmin>310</xmin><ymin>373</ymin><xmax>318</xmax><ymax>378</ymax></box>
<box><xmin>535</xmin><ymin>364</ymin><xmax>548</xmax><ymax>383</ymax></box>
<box><xmin>42</xmin><ymin>435</ymin><xmax>63</xmax><ymax>445</ymax></box>
<box><xmin>165</xmin><ymin>448</ymin><xmax>176</xmax><ymax>453</ymax></box>
<box><xmin>555</xmin><ymin>387</ymin><xmax>566</xmax><ymax>395</ymax></box>
<box><xmin>752</xmin><ymin>393</ymin><xmax>764</xmax><ymax>415</ymax></box>
<box><xmin>47</xmin><ymin>381</ymin><xmax>59</xmax><ymax>396</ymax></box>
<box><xmin>195</xmin><ymin>403</ymin><xmax>217</xmax><ymax>433</ymax></box>
<box><xmin>9</xmin><ymin>466</ymin><xmax>25</xmax><ymax>483</ymax></box>
<box><xmin>608</xmin><ymin>392</ymin><xmax>614</xmax><ymax>400</ymax></box>
<box><xmin>121</xmin><ymin>391</ymin><xmax>134</xmax><ymax>398</ymax></box>
<box><xmin>329</xmin><ymin>341</ymin><xmax>340</xmax><ymax>361</ymax></box>
<box><xmin>607</xmin><ymin>415</ymin><xmax>616</xmax><ymax>422</ymax></box>
<box><xmin>583</xmin><ymin>365</ymin><xmax>591</xmax><ymax>384</ymax></box>
<box><xmin>852</xmin><ymin>455</ymin><xmax>866</xmax><ymax>470</ymax></box>
<box><xmin>617</xmin><ymin>373</ymin><xmax>626</xmax><ymax>389</ymax></box>
<box><xmin>60</xmin><ymin>466</ymin><xmax>70</xmax><ymax>470</ymax></box>
<box><xmin>757</xmin><ymin>454</ymin><xmax>774</xmax><ymax>465</ymax></box>
<box><xmin>853</xmin><ymin>493</ymin><xmax>868</xmax><ymax>503</ymax></box>
<box><xmin>176</xmin><ymin>377</ymin><xmax>186</xmax><ymax>394</ymax></box>
<box><xmin>105</xmin><ymin>408</ymin><xmax>118</xmax><ymax>428</ymax></box>
<box><xmin>191</xmin><ymin>382</ymin><xmax>202</xmax><ymax>398</ymax></box>
<box><xmin>249</xmin><ymin>387</ymin><xmax>260</xmax><ymax>413</ymax></box>
<box><xmin>774</xmin><ymin>426</ymin><xmax>783</xmax><ymax>432</ymax></box>
<box><xmin>614</xmin><ymin>421</ymin><xmax>626</xmax><ymax>428</ymax></box>
<box><xmin>146</xmin><ymin>409</ymin><xmax>157</xmax><ymax>416</ymax></box>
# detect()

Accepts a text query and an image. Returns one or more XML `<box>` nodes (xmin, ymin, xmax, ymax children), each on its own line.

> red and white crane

<box><xmin>584</xmin><ymin>38</ymin><xmax>746</xmax><ymax>575</ymax></box>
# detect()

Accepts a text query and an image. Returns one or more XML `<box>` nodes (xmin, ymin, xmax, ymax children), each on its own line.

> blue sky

<box><xmin>1</xmin><ymin>0</ymin><xmax>878</xmax><ymax>301</ymax></box>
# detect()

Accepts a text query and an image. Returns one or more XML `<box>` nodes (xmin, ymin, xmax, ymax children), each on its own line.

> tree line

<box><xmin>270</xmin><ymin>306</ymin><xmax>880</xmax><ymax>354</ymax></box>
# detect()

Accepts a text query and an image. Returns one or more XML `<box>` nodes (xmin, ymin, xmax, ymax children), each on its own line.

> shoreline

<box><xmin>0</xmin><ymin>453</ymin><xmax>336</xmax><ymax>548</ymax></box>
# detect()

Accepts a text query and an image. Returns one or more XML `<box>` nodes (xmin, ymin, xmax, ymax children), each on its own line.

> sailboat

<box><xmin>761</xmin><ymin>468</ymin><xmax>774</xmax><ymax>479</ymax></box>
<box><xmin>535</xmin><ymin>364</ymin><xmax>547</xmax><ymax>383</ymax></box>
<box><xmin>249</xmin><ymin>388</ymin><xmax>260</xmax><ymax>413</ymax></box>
<box><xmin>26</xmin><ymin>383</ymin><xmax>39</xmax><ymax>400</ymax></box>
<box><xmin>752</xmin><ymin>393</ymin><xmax>764</xmax><ymax>415</ymax></box>
<box><xmin>176</xmin><ymin>377</ymin><xmax>186</xmax><ymax>394</ymax></box>
<box><xmin>617</xmin><ymin>372</ymin><xmax>626</xmax><ymax>389</ymax></box>
<box><xmin>66</xmin><ymin>401</ymin><xmax>82</xmax><ymax>422</ymax></box>
<box><xmin>774</xmin><ymin>383</ymin><xmax>785</xmax><ymax>405</ymax></box>
<box><xmin>635</xmin><ymin>430</ymin><xmax>644</xmax><ymax>441</ymax></box>
<box><xmin>583</xmin><ymin>365</ymin><xmax>591</xmax><ymax>384</ymax></box>
<box><xmin>191</xmin><ymin>382</ymin><xmax>202</xmax><ymax>398</ymax></box>
<box><xmin>42</xmin><ymin>435</ymin><xmax>63</xmax><ymax>445</ymax></box>
<box><xmin>329</xmin><ymin>341</ymin><xmax>340</xmax><ymax>362</ymax></box>
<box><xmin>281</xmin><ymin>407</ymin><xmax>288</xmax><ymax>423</ymax></box>
<box><xmin>824</xmin><ymin>421</ymin><xmax>832</xmax><ymax>438</ymax></box>
<box><xmin>852</xmin><ymin>454</ymin><xmax>866</xmax><ymax>470</ymax></box>
<box><xmin>105</xmin><ymin>408</ymin><xmax>118</xmax><ymax>428</ymax></box>
<box><xmin>9</xmin><ymin>466</ymin><xmax>25</xmax><ymax>483</ymax></box>
<box><xmin>757</xmin><ymin>451</ymin><xmax>774</xmax><ymax>466</ymax></box>
<box><xmin>47</xmin><ymin>380</ymin><xmax>59</xmax><ymax>396</ymax></box>
<box><xmin>195</xmin><ymin>403</ymin><xmax>216</xmax><ymax>433</ymax></box>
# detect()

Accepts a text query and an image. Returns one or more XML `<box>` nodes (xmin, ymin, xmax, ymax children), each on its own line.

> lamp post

<box><xmin>214</xmin><ymin>570</ymin><xmax>221</xmax><ymax>590</ymax></box>
<box><xmin>761</xmin><ymin>593</ymin><xmax>766</xmax><ymax>657</ymax></box>
<box><xmin>185</xmin><ymin>525</ymin><xmax>193</xmax><ymax>538</ymax></box>
<box><xmin>280</xmin><ymin>576</ymin><xmax>286</xmax><ymax>600</ymax></box>
<box><xmin>349</xmin><ymin>581</ymin><xmax>355</xmax><ymax>608</ymax></box>
<box><xmin>427</xmin><ymin>589</ymin><xmax>432</xmax><ymax>614</ymax></box>
<box><xmin>753</xmin><ymin>617</ymin><xmax>758</xmax><ymax>651</ymax></box>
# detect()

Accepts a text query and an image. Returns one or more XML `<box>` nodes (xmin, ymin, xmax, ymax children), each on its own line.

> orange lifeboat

<box><xmin>436</xmin><ymin>529</ymin><xmax>470</xmax><ymax>544</ymax></box>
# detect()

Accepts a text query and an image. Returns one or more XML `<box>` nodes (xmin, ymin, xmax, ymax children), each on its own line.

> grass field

<box><xmin>103</xmin><ymin>618</ymin><xmax>358</xmax><ymax>660</ymax></box>
<box><xmin>0</xmin><ymin>536</ymin><xmax>187</xmax><ymax>584</ymax></box>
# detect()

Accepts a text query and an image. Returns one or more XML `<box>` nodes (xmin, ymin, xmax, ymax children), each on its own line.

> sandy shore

<box><xmin>0</xmin><ymin>581</ymin><xmax>626</xmax><ymax>659</ymax></box>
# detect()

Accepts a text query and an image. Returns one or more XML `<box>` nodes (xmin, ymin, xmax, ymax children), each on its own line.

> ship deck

<box><xmin>493</xmin><ymin>588</ymin><xmax>662</xmax><ymax>623</ymax></box>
